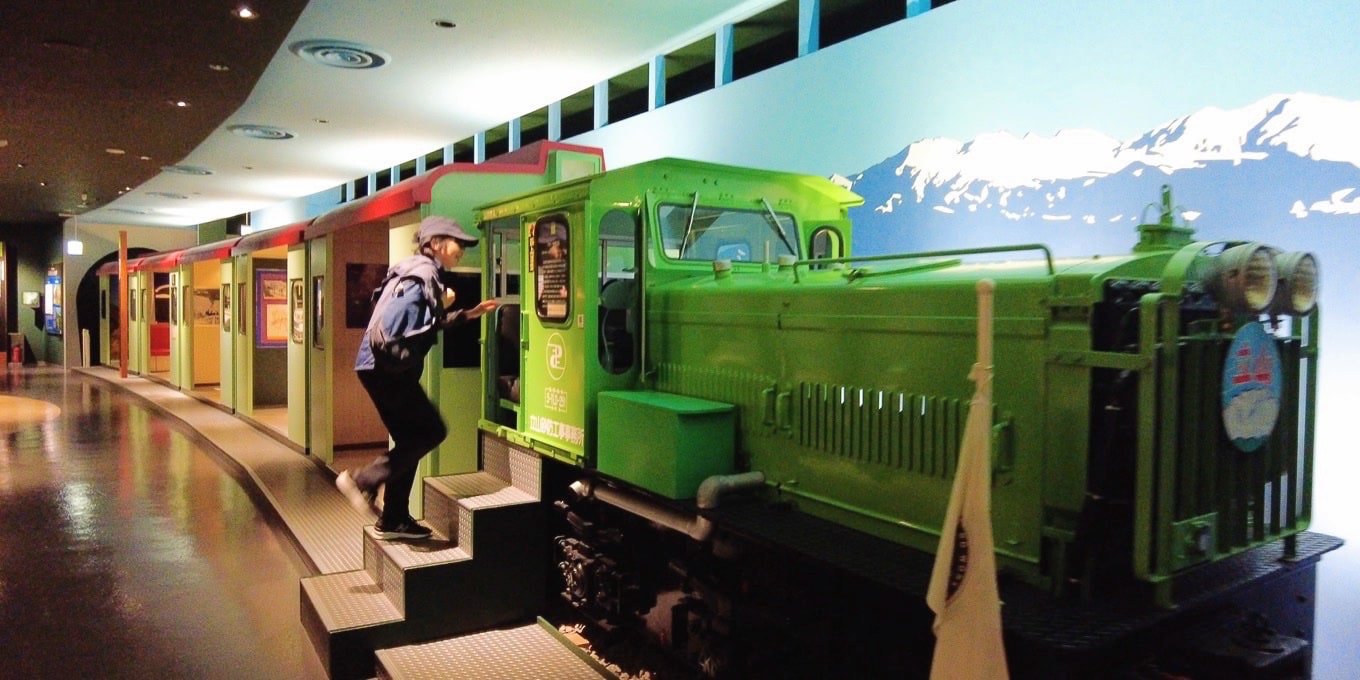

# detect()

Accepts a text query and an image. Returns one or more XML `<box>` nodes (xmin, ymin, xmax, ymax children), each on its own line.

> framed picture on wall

<box><xmin>312</xmin><ymin>275</ymin><xmax>325</xmax><ymax>349</ymax></box>
<box><xmin>221</xmin><ymin>284</ymin><xmax>232</xmax><ymax>329</ymax></box>
<box><xmin>290</xmin><ymin>278</ymin><xmax>304</xmax><ymax>344</ymax></box>
<box><xmin>256</xmin><ymin>269</ymin><xmax>287</xmax><ymax>348</ymax></box>
<box><xmin>194</xmin><ymin>288</ymin><xmax>220</xmax><ymax>325</ymax></box>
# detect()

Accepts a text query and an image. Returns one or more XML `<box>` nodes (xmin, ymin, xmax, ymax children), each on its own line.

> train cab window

<box><xmin>809</xmin><ymin>226</ymin><xmax>844</xmax><ymax>268</ymax></box>
<box><xmin>486</xmin><ymin>216</ymin><xmax>521</xmax><ymax>299</ymax></box>
<box><xmin>658</xmin><ymin>203</ymin><xmax>799</xmax><ymax>262</ymax></box>
<box><xmin>598</xmin><ymin>209</ymin><xmax>637</xmax><ymax>374</ymax></box>
<box><xmin>533</xmin><ymin>215</ymin><xmax>571</xmax><ymax>324</ymax></box>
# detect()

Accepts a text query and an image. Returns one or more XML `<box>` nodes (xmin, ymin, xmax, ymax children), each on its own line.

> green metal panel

<box><xmin>287</xmin><ymin>247</ymin><xmax>308</xmax><ymax>447</ymax></box>
<box><xmin>175</xmin><ymin>267</ymin><xmax>193</xmax><ymax>386</ymax></box>
<box><xmin>219</xmin><ymin>259</ymin><xmax>236</xmax><ymax>413</ymax></box>
<box><xmin>128</xmin><ymin>272</ymin><xmax>144</xmax><ymax>374</ymax></box>
<box><xmin>232</xmin><ymin>255</ymin><xmax>250</xmax><ymax>413</ymax></box>
<box><xmin>98</xmin><ymin>275</ymin><xmax>111</xmax><ymax>366</ymax></box>
<box><xmin>169</xmin><ymin>270</ymin><xmax>184</xmax><ymax>387</ymax></box>
<box><xmin>434</xmin><ymin>368</ymin><xmax>481</xmax><ymax>475</ymax></box>
<box><xmin>306</xmin><ymin>237</ymin><xmax>333</xmax><ymax>464</ymax></box>
<box><xmin>521</xmin><ymin>211</ymin><xmax>588</xmax><ymax>463</ymax></box>
<box><xmin>597</xmin><ymin>391</ymin><xmax>735</xmax><ymax>499</ymax></box>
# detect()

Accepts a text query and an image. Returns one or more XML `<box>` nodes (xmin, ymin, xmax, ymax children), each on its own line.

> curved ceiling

<box><xmin>1</xmin><ymin>0</ymin><xmax>781</xmax><ymax>228</ymax></box>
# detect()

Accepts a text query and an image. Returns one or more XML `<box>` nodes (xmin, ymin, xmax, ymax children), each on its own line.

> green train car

<box><xmin>472</xmin><ymin>158</ymin><xmax>1321</xmax><ymax>674</ymax></box>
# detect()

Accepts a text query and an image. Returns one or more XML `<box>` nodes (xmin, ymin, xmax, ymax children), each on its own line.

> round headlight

<box><xmin>1274</xmin><ymin>251</ymin><xmax>1319</xmax><ymax>314</ymax></box>
<box><xmin>1211</xmin><ymin>243</ymin><xmax>1278</xmax><ymax>313</ymax></box>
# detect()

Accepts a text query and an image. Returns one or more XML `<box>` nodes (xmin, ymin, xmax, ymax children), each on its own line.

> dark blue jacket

<box><xmin>354</xmin><ymin>254</ymin><xmax>469</xmax><ymax>373</ymax></box>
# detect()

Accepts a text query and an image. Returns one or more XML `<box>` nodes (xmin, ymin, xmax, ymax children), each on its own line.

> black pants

<box><xmin>355</xmin><ymin>367</ymin><xmax>447</xmax><ymax>525</ymax></box>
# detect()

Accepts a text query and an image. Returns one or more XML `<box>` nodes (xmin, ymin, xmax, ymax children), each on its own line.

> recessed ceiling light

<box><xmin>0</xmin><ymin>139</ymin><xmax>7</xmax><ymax>148</ymax></box>
<box><xmin>289</xmin><ymin>40</ymin><xmax>390</xmax><ymax>70</ymax></box>
<box><xmin>433</xmin><ymin>20</ymin><xmax>456</xmax><ymax>29</ymax></box>
<box><xmin>208</xmin><ymin>63</ymin><xmax>230</xmax><ymax>72</ymax></box>
<box><xmin>39</xmin><ymin>181</ymin><xmax>47</xmax><ymax>186</ymax></box>
<box><xmin>228</xmin><ymin>124</ymin><xmax>296</xmax><ymax>140</ymax></box>
<box><xmin>234</xmin><ymin>7</ymin><xmax>258</xmax><ymax>20</ymax></box>
<box><xmin>139</xmin><ymin>156</ymin><xmax>151</xmax><ymax>161</ymax></box>
<box><xmin>105</xmin><ymin>148</ymin><xmax>126</xmax><ymax>155</ymax></box>
<box><xmin>170</xmin><ymin>100</ymin><xmax>190</xmax><ymax>108</ymax></box>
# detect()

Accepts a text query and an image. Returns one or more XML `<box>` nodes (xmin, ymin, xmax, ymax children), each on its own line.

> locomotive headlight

<box><xmin>1210</xmin><ymin>243</ymin><xmax>1278</xmax><ymax>313</ymax></box>
<box><xmin>1273</xmin><ymin>251</ymin><xmax>1319</xmax><ymax>314</ymax></box>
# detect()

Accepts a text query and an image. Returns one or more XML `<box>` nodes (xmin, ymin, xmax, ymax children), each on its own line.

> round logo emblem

<box><xmin>545</xmin><ymin>332</ymin><xmax>566</xmax><ymax>381</ymax></box>
<box><xmin>1221</xmin><ymin>323</ymin><xmax>1282</xmax><ymax>452</ymax></box>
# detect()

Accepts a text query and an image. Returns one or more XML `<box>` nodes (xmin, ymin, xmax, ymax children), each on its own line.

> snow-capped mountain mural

<box><xmin>847</xmin><ymin>93</ymin><xmax>1360</xmax><ymax>258</ymax></box>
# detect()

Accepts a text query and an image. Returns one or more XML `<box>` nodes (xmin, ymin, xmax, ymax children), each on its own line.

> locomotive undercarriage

<box><xmin>544</xmin><ymin>461</ymin><xmax>927</xmax><ymax>679</ymax></box>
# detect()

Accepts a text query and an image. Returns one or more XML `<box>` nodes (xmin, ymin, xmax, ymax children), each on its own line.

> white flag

<box><xmin>926</xmin><ymin>280</ymin><xmax>1008</xmax><ymax>680</ymax></box>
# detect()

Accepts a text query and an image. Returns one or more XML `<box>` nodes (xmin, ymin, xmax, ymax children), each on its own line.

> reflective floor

<box><xmin>0</xmin><ymin>367</ymin><xmax>326</xmax><ymax>680</ymax></box>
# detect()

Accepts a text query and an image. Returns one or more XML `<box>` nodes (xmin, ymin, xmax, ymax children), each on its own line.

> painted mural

<box><xmin>847</xmin><ymin>92</ymin><xmax>1359</xmax><ymax>262</ymax></box>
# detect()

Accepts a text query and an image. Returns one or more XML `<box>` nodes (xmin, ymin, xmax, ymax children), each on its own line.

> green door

<box><xmin>520</xmin><ymin>211</ymin><xmax>587</xmax><ymax>465</ymax></box>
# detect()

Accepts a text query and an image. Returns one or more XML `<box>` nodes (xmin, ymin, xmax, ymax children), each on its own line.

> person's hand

<box><xmin>466</xmin><ymin>299</ymin><xmax>499</xmax><ymax>320</ymax></box>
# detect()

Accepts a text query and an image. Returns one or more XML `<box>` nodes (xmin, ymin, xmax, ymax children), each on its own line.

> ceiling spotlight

<box><xmin>139</xmin><ymin>156</ymin><xmax>151</xmax><ymax>161</ymax></box>
<box><xmin>173</xmin><ymin>100</ymin><xmax>190</xmax><ymax>108</ymax></box>
<box><xmin>105</xmin><ymin>148</ymin><xmax>126</xmax><ymax>155</ymax></box>
<box><xmin>234</xmin><ymin>6</ymin><xmax>258</xmax><ymax>20</ymax></box>
<box><xmin>0</xmin><ymin>139</ymin><xmax>8</xmax><ymax>147</ymax></box>
<box><xmin>208</xmin><ymin>63</ymin><xmax>230</xmax><ymax>72</ymax></box>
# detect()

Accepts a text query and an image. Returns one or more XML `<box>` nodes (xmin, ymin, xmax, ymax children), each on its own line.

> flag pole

<box><xmin>926</xmin><ymin>278</ymin><xmax>1008</xmax><ymax>679</ymax></box>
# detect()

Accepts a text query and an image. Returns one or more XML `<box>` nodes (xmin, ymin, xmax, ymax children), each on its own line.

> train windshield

<box><xmin>658</xmin><ymin>202</ymin><xmax>799</xmax><ymax>262</ymax></box>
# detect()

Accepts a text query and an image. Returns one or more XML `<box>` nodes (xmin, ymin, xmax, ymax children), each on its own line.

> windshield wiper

<box><xmin>678</xmin><ymin>192</ymin><xmax>699</xmax><ymax>258</ymax></box>
<box><xmin>760</xmin><ymin>197</ymin><xmax>797</xmax><ymax>257</ymax></box>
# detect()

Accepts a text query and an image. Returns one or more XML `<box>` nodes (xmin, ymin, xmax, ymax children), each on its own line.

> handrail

<box><xmin>793</xmin><ymin>243</ymin><xmax>1055</xmax><ymax>278</ymax></box>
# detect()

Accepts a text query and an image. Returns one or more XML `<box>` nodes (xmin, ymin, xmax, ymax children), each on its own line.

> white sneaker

<box><xmin>336</xmin><ymin>470</ymin><xmax>379</xmax><ymax>518</ymax></box>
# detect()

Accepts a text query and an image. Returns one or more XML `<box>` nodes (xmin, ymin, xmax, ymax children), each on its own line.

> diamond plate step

<box><xmin>300</xmin><ymin>459</ymin><xmax>546</xmax><ymax>680</ymax></box>
<box><xmin>375</xmin><ymin>618</ymin><xmax>616</xmax><ymax>680</ymax></box>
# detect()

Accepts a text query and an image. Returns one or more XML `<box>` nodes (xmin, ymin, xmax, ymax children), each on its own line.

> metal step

<box><xmin>375</xmin><ymin>618</ymin><xmax>616</xmax><ymax>680</ymax></box>
<box><xmin>300</xmin><ymin>460</ymin><xmax>545</xmax><ymax>680</ymax></box>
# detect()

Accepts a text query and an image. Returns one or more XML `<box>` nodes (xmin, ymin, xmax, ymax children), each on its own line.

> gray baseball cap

<box><xmin>416</xmin><ymin>215</ymin><xmax>478</xmax><ymax>247</ymax></box>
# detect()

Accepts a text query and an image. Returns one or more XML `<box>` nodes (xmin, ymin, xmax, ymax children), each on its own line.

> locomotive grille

<box><xmin>1168</xmin><ymin>334</ymin><xmax>1310</xmax><ymax>561</ymax></box>
<box><xmin>797</xmin><ymin>383</ymin><xmax>966</xmax><ymax>479</ymax></box>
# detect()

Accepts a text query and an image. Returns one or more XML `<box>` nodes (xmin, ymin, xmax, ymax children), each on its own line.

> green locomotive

<box><xmin>471</xmin><ymin>158</ymin><xmax>1320</xmax><ymax>672</ymax></box>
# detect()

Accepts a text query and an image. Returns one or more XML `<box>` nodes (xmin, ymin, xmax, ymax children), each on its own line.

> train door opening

<box><xmin>185</xmin><ymin>259</ymin><xmax>225</xmax><ymax>406</ymax></box>
<box><xmin>238</xmin><ymin>247</ymin><xmax>290</xmax><ymax>437</ymax></box>
<box><xmin>484</xmin><ymin>216</ymin><xmax>523</xmax><ymax>429</ymax></box>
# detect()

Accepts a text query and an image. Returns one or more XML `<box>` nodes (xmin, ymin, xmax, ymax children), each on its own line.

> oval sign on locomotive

<box><xmin>1220</xmin><ymin>322</ymin><xmax>1283</xmax><ymax>452</ymax></box>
